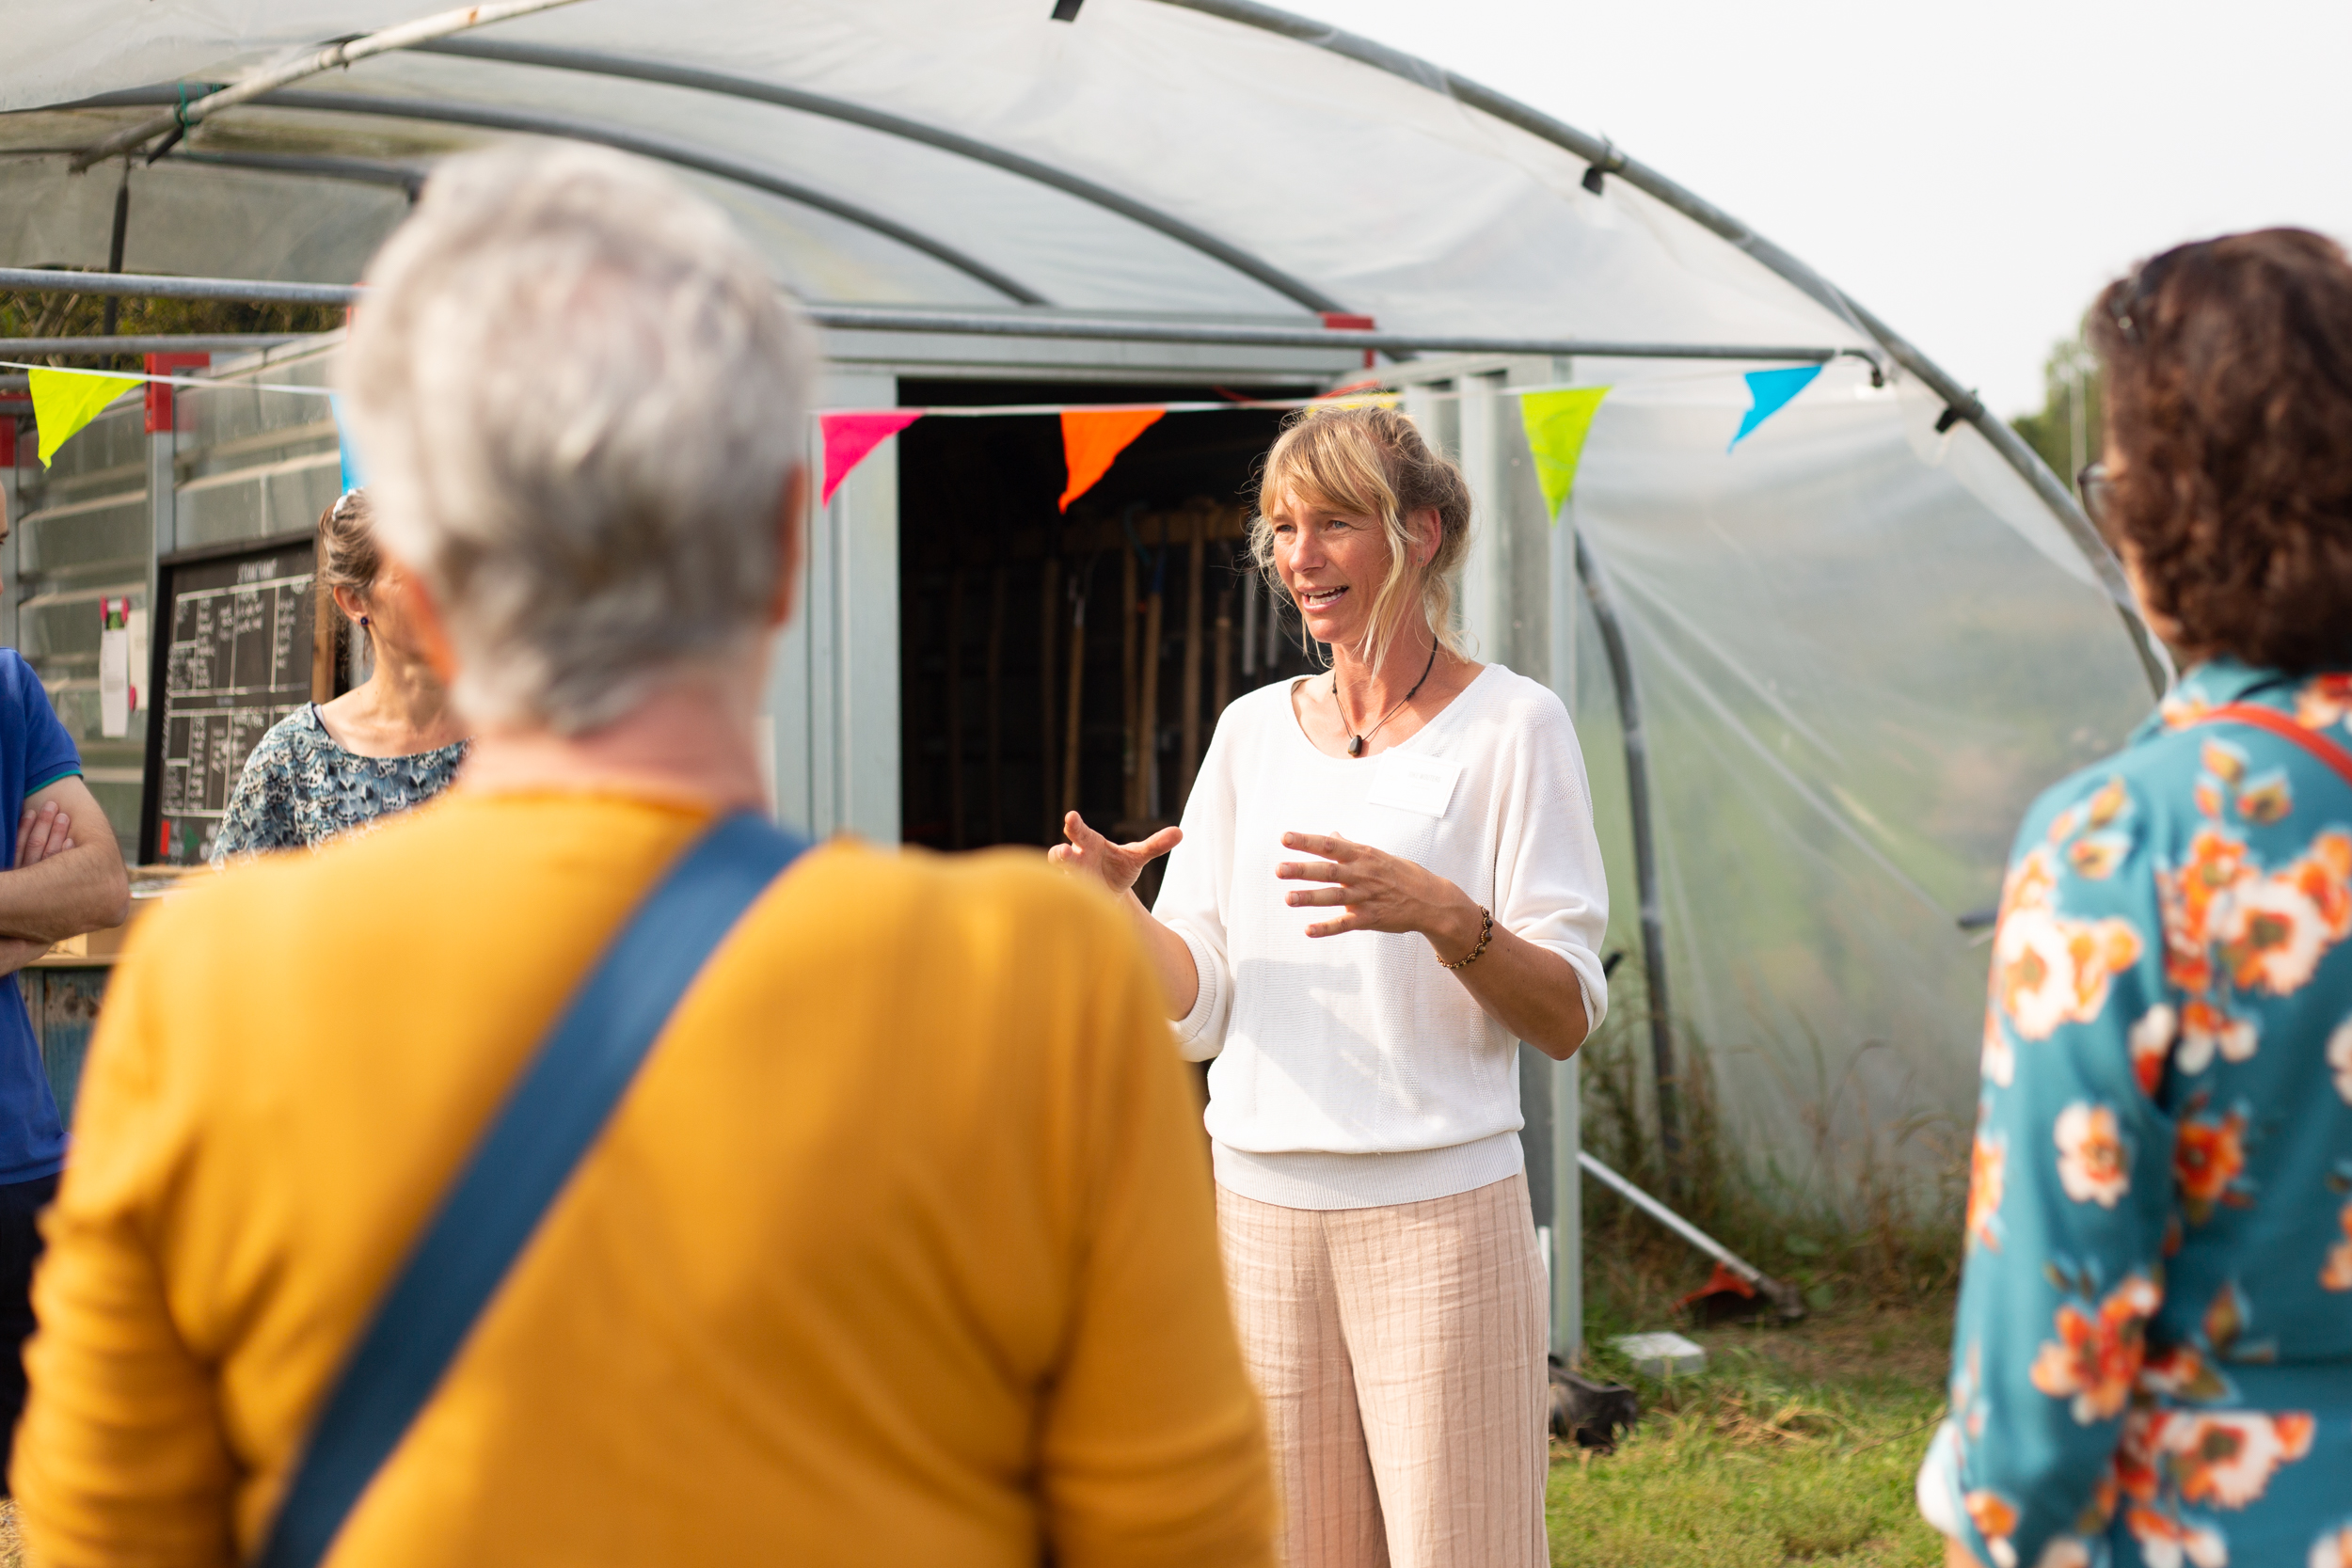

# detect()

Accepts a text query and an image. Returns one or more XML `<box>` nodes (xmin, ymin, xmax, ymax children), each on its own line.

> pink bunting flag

<box><xmin>820</xmin><ymin>410</ymin><xmax>923</xmax><ymax>504</ymax></box>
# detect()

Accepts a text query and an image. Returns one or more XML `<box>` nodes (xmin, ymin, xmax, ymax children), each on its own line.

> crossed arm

<box><xmin>0</xmin><ymin>776</ymin><xmax>132</xmax><ymax>974</ymax></box>
<box><xmin>1051</xmin><ymin>816</ymin><xmax>1592</xmax><ymax>1061</ymax></box>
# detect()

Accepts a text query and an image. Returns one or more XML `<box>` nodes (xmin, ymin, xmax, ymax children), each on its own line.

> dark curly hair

<box><xmin>2089</xmin><ymin>228</ymin><xmax>2352</xmax><ymax>671</ymax></box>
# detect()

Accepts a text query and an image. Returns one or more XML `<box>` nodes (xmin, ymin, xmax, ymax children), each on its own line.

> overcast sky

<box><xmin>1292</xmin><ymin>0</ymin><xmax>2352</xmax><ymax>417</ymax></box>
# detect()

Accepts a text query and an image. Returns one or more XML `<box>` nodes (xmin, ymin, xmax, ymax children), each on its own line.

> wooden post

<box><xmin>1239</xmin><ymin>569</ymin><xmax>1257</xmax><ymax>681</ymax></box>
<box><xmin>985</xmin><ymin>562</ymin><xmax>1006</xmax><ymax>846</ymax></box>
<box><xmin>1120</xmin><ymin>543</ymin><xmax>1139</xmax><ymax>822</ymax></box>
<box><xmin>1212</xmin><ymin>582</ymin><xmax>1233</xmax><ymax>725</ymax></box>
<box><xmin>1062</xmin><ymin>563</ymin><xmax>1088</xmax><ymax>816</ymax></box>
<box><xmin>1267</xmin><ymin>570</ymin><xmax>1289</xmax><ymax>674</ymax></box>
<box><xmin>1038</xmin><ymin>555</ymin><xmax>1058</xmax><ymax>844</ymax></box>
<box><xmin>1137</xmin><ymin>520</ymin><xmax>1165</xmax><ymax>822</ymax></box>
<box><xmin>946</xmin><ymin>567</ymin><xmax>965</xmax><ymax>850</ymax></box>
<box><xmin>1178</xmin><ymin>505</ymin><xmax>1206</xmax><ymax>805</ymax></box>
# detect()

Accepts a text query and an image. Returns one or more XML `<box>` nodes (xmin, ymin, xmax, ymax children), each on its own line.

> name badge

<box><xmin>1367</xmin><ymin>752</ymin><xmax>1462</xmax><ymax>818</ymax></box>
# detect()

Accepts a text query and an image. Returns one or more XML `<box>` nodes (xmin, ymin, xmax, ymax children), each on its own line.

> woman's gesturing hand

<box><xmin>1049</xmin><ymin>811</ymin><xmax>1183</xmax><ymax>902</ymax></box>
<box><xmin>1276</xmin><ymin>831</ymin><xmax>1482</xmax><ymax>949</ymax></box>
<box><xmin>1049</xmin><ymin>812</ymin><xmax>1202</xmax><ymax>1019</ymax></box>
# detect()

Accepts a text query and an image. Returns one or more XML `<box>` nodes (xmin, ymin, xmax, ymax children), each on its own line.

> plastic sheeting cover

<box><xmin>1556</xmin><ymin>364</ymin><xmax>2150</xmax><ymax>1203</ymax></box>
<box><xmin>0</xmin><ymin>0</ymin><xmax>1878</xmax><ymax>343</ymax></box>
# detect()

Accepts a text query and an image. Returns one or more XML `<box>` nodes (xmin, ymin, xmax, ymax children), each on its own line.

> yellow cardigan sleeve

<box><xmin>15</xmin><ymin>922</ymin><xmax>242</xmax><ymax>1568</ymax></box>
<box><xmin>1034</xmin><ymin>902</ymin><xmax>1275</xmax><ymax>1568</ymax></box>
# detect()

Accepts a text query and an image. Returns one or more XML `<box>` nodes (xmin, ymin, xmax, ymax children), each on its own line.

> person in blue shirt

<box><xmin>1922</xmin><ymin>230</ymin><xmax>2352</xmax><ymax>1568</ymax></box>
<box><xmin>0</xmin><ymin>497</ymin><xmax>130</xmax><ymax>1493</ymax></box>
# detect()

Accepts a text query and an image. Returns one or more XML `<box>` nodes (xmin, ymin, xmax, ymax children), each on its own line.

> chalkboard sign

<box><xmin>140</xmin><ymin>534</ymin><xmax>318</xmax><ymax>864</ymax></box>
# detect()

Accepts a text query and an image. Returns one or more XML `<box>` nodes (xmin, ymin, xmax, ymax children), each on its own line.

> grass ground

<box><xmin>1547</xmin><ymin>1292</ymin><xmax>1955</xmax><ymax>1567</ymax></box>
<box><xmin>0</xmin><ymin>1300</ymin><xmax>1955</xmax><ymax>1568</ymax></box>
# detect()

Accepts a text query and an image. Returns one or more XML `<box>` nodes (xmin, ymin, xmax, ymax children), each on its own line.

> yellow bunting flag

<box><xmin>29</xmin><ymin>368</ymin><xmax>141</xmax><ymax>467</ymax></box>
<box><xmin>1518</xmin><ymin>387</ymin><xmax>1611</xmax><ymax>522</ymax></box>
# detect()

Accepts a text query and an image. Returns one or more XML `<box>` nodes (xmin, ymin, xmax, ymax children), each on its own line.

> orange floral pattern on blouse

<box><xmin>1926</xmin><ymin>662</ymin><xmax>2352</xmax><ymax>1568</ymax></box>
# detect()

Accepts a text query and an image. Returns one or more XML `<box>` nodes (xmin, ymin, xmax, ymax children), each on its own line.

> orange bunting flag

<box><xmin>1058</xmin><ymin>407</ymin><xmax>1165</xmax><ymax>513</ymax></box>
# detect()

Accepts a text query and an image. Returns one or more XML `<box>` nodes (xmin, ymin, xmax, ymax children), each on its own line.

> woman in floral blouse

<box><xmin>212</xmin><ymin>490</ymin><xmax>469</xmax><ymax>860</ymax></box>
<box><xmin>1920</xmin><ymin>230</ymin><xmax>2352</xmax><ymax>1568</ymax></box>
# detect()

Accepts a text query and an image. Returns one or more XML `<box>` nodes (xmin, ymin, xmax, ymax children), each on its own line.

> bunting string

<box><xmin>8</xmin><ymin>354</ymin><xmax>1835</xmax><ymax>490</ymax></box>
<box><xmin>0</xmin><ymin>358</ymin><xmax>332</xmax><ymax>396</ymax></box>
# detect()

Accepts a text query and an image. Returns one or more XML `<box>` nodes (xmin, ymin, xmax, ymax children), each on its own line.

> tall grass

<box><xmin>1575</xmin><ymin>974</ymin><xmax>1967</xmax><ymax>1317</ymax></box>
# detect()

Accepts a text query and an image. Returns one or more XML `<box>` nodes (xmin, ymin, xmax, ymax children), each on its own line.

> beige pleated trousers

<box><xmin>1216</xmin><ymin>1173</ymin><xmax>1549</xmax><ymax>1568</ymax></box>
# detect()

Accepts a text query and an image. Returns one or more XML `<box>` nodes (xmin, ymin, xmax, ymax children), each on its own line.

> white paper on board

<box><xmin>98</xmin><ymin>616</ymin><xmax>129</xmax><ymax>739</ymax></box>
<box><xmin>125</xmin><ymin>608</ymin><xmax>148</xmax><ymax>713</ymax></box>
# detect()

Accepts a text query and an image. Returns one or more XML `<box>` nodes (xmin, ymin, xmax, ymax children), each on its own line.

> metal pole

<box><xmin>167</xmin><ymin>150</ymin><xmax>428</xmax><ymax>199</ymax></box>
<box><xmin>1570</xmin><ymin>527</ymin><xmax>1682</xmax><ymax>1172</ymax></box>
<box><xmin>0</xmin><ymin>270</ymin><xmax>355</xmax><ymax>307</ymax></box>
<box><xmin>1578</xmin><ymin>1151</ymin><xmax>1801</xmax><ymax>1318</ymax></box>
<box><xmin>0</xmin><ymin>280</ymin><xmax>1878</xmax><ymax>364</ymax></box>
<box><xmin>68</xmin><ymin>89</ymin><xmax>1048</xmax><ymax>307</ymax></box>
<box><xmin>0</xmin><ymin>460</ymin><xmax>19</xmax><ymax>653</ymax></box>
<box><xmin>1547</xmin><ymin>470</ymin><xmax>1582</xmax><ymax>1360</ymax></box>
<box><xmin>1552</xmin><ymin>1051</ymin><xmax>1582</xmax><ymax>1357</ymax></box>
<box><xmin>1579</xmin><ymin>1153</ymin><xmax>1744</xmax><ymax>1278</ymax></box>
<box><xmin>420</xmin><ymin>37</ymin><xmax>1352</xmax><ymax>317</ymax></box>
<box><xmin>807</xmin><ymin>308</ymin><xmax>1871</xmax><ymax>362</ymax></box>
<box><xmin>68</xmin><ymin>0</ymin><xmax>589</xmax><ymax>170</ymax></box>
<box><xmin>102</xmin><ymin>163</ymin><xmax>130</xmax><ymax>337</ymax></box>
<box><xmin>0</xmin><ymin>336</ymin><xmax>312</xmax><ymax>356</ymax></box>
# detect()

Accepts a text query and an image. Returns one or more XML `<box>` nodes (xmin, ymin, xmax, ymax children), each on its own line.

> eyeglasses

<box><xmin>2077</xmin><ymin>462</ymin><xmax>2114</xmax><ymax>536</ymax></box>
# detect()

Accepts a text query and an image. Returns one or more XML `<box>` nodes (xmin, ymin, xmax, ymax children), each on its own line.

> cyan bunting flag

<box><xmin>329</xmin><ymin>394</ymin><xmax>370</xmax><ymax>493</ymax></box>
<box><xmin>1728</xmin><ymin>365</ymin><xmax>1822</xmax><ymax>450</ymax></box>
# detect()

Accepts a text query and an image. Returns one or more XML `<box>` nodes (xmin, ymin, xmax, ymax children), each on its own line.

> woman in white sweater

<box><xmin>1053</xmin><ymin>406</ymin><xmax>1609</xmax><ymax>1568</ymax></box>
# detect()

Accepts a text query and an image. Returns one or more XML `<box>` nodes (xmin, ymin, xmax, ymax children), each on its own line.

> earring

<box><xmin>358</xmin><ymin>615</ymin><xmax>372</xmax><ymax>627</ymax></box>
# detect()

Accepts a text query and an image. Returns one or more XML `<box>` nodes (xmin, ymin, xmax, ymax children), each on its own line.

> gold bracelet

<box><xmin>1441</xmin><ymin>905</ymin><xmax>1493</xmax><ymax>971</ymax></box>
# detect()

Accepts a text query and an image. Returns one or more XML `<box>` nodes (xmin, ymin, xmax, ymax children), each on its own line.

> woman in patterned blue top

<box><xmin>213</xmin><ymin>490</ymin><xmax>469</xmax><ymax>859</ymax></box>
<box><xmin>1921</xmin><ymin>231</ymin><xmax>2352</xmax><ymax>1568</ymax></box>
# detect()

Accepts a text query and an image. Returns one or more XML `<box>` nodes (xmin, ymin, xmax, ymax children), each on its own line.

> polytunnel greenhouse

<box><xmin>0</xmin><ymin>0</ymin><xmax>2168</xmax><ymax>1346</ymax></box>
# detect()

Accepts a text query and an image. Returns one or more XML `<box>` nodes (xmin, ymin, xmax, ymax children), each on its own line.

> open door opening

<box><xmin>897</xmin><ymin>378</ymin><xmax>1323</xmax><ymax>897</ymax></box>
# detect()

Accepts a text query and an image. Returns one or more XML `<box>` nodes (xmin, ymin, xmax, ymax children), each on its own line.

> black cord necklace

<box><xmin>1337</xmin><ymin>638</ymin><xmax>1439</xmax><ymax>757</ymax></box>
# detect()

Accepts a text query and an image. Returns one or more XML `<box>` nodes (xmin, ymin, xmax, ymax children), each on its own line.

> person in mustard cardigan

<box><xmin>10</xmin><ymin>145</ymin><xmax>1275</xmax><ymax>1568</ymax></box>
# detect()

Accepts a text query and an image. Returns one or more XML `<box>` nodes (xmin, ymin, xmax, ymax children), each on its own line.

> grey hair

<box><xmin>340</xmin><ymin>144</ymin><xmax>817</xmax><ymax>734</ymax></box>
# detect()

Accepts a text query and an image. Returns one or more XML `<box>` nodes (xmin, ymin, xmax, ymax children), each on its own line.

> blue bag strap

<box><xmin>255</xmin><ymin>810</ymin><xmax>808</xmax><ymax>1568</ymax></box>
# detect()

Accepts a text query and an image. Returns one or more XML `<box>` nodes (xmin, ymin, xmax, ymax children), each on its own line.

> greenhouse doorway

<box><xmin>896</xmin><ymin>378</ymin><xmax>1320</xmax><ymax>897</ymax></box>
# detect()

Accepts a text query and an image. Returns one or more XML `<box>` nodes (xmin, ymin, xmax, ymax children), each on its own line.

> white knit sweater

<box><xmin>1156</xmin><ymin>663</ymin><xmax>1610</xmax><ymax>1210</ymax></box>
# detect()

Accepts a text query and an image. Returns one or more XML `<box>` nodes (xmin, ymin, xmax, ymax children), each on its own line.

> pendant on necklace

<box><xmin>1347</xmin><ymin>735</ymin><xmax>1366</xmax><ymax>757</ymax></box>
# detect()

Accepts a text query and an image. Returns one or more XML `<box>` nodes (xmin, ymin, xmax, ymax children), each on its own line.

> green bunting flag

<box><xmin>29</xmin><ymin>368</ymin><xmax>141</xmax><ymax>467</ymax></box>
<box><xmin>1518</xmin><ymin>387</ymin><xmax>1611</xmax><ymax>522</ymax></box>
